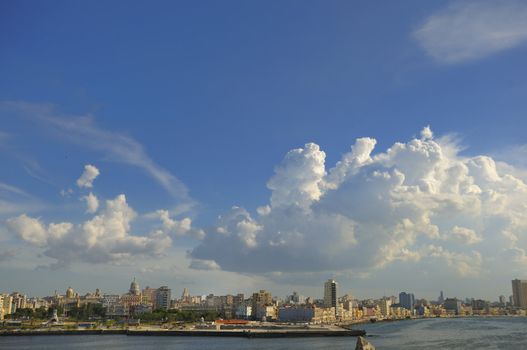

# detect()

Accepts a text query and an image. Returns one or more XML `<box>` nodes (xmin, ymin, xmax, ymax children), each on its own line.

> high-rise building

<box><xmin>444</xmin><ymin>298</ymin><xmax>462</xmax><ymax>315</ymax></box>
<box><xmin>142</xmin><ymin>287</ymin><xmax>158</xmax><ymax>305</ymax></box>
<box><xmin>399</xmin><ymin>292</ymin><xmax>415</xmax><ymax>310</ymax></box>
<box><xmin>155</xmin><ymin>286</ymin><xmax>171</xmax><ymax>310</ymax></box>
<box><xmin>251</xmin><ymin>290</ymin><xmax>273</xmax><ymax>319</ymax></box>
<box><xmin>511</xmin><ymin>279</ymin><xmax>527</xmax><ymax>308</ymax></box>
<box><xmin>286</xmin><ymin>291</ymin><xmax>306</xmax><ymax>305</ymax></box>
<box><xmin>379</xmin><ymin>297</ymin><xmax>392</xmax><ymax>317</ymax></box>
<box><xmin>499</xmin><ymin>295</ymin><xmax>506</xmax><ymax>305</ymax></box>
<box><xmin>182</xmin><ymin>288</ymin><xmax>190</xmax><ymax>300</ymax></box>
<box><xmin>438</xmin><ymin>291</ymin><xmax>444</xmax><ymax>304</ymax></box>
<box><xmin>324</xmin><ymin>279</ymin><xmax>338</xmax><ymax>315</ymax></box>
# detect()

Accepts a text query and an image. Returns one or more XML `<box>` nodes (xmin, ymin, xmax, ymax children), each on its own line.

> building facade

<box><xmin>399</xmin><ymin>292</ymin><xmax>415</xmax><ymax>311</ymax></box>
<box><xmin>323</xmin><ymin>279</ymin><xmax>338</xmax><ymax>316</ymax></box>
<box><xmin>155</xmin><ymin>286</ymin><xmax>171</xmax><ymax>310</ymax></box>
<box><xmin>512</xmin><ymin>279</ymin><xmax>527</xmax><ymax>308</ymax></box>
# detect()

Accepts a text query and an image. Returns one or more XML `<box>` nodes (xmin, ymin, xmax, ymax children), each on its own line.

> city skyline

<box><xmin>0</xmin><ymin>276</ymin><xmax>516</xmax><ymax>305</ymax></box>
<box><xmin>2</xmin><ymin>1</ymin><xmax>527</xmax><ymax>300</ymax></box>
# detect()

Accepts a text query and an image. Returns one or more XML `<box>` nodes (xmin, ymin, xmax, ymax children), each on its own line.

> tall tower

<box><xmin>512</xmin><ymin>279</ymin><xmax>527</xmax><ymax>308</ymax></box>
<box><xmin>182</xmin><ymin>288</ymin><xmax>190</xmax><ymax>299</ymax></box>
<box><xmin>324</xmin><ymin>279</ymin><xmax>338</xmax><ymax>315</ymax></box>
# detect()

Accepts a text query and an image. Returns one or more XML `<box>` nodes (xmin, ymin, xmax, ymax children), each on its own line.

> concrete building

<box><xmin>379</xmin><ymin>298</ymin><xmax>392</xmax><ymax>317</ymax></box>
<box><xmin>155</xmin><ymin>286</ymin><xmax>171</xmax><ymax>310</ymax></box>
<box><xmin>512</xmin><ymin>279</ymin><xmax>527</xmax><ymax>308</ymax></box>
<box><xmin>444</xmin><ymin>298</ymin><xmax>462</xmax><ymax>315</ymax></box>
<box><xmin>251</xmin><ymin>290</ymin><xmax>272</xmax><ymax>319</ymax></box>
<box><xmin>278</xmin><ymin>305</ymin><xmax>336</xmax><ymax>324</ymax></box>
<box><xmin>142</xmin><ymin>287</ymin><xmax>158</xmax><ymax>305</ymax></box>
<box><xmin>255</xmin><ymin>305</ymin><xmax>277</xmax><ymax>321</ymax></box>
<box><xmin>235</xmin><ymin>304</ymin><xmax>252</xmax><ymax>319</ymax></box>
<box><xmin>1</xmin><ymin>294</ymin><xmax>13</xmax><ymax>318</ymax></box>
<box><xmin>323</xmin><ymin>279</ymin><xmax>338</xmax><ymax>316</ymax></box>
<box><xmin>399</xmin><ymin>292</ymin><xmax>415</xmax><ymax>311</ymax></box>
<box><xmin>286</xmin><ymin>291</ymin><xmax>306</xmax><ymax>305</ymax></box>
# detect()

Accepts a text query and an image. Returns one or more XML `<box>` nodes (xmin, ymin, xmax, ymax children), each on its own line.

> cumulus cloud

<box><xmin>448</xmin><ymin>226</ymin><xmax>481</xmax><ymax>245</ymax></box>
<box><xmin>7</xmin><ymin>194</ymin><xmax>171</xmax><ymax>266</ymax></box>
<box><xmin>81</xmin><ymin>192</ymin><xmax>99</xmax><ymax>214</ymax></box>
<box><xmin>414</xmin><ymin>0</ymin><xmax>527</xmax><ymax>63</ymax></box>
<box><xmin>192</xmin><ymin>127</ymin><xmax>527</xmax><ymax>278</ymax></box>
<box><xmin>189</xmin><ymin>259</ymin><xmax>221</xmax><ymax>271</ymax></box>
<box><xmin>76</xmin><ymin>164</ymin><xmax>100</xmax><ymax>188</ymax></box>
<box><xmin>147</xmin><ymin>209</ymin><xmax>204</xmax><ymax>239</ymax></box>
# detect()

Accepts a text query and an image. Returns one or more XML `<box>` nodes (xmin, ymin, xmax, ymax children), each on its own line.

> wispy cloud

<box><xmin>414</xmin><ymin>0</ymin><xmax>527</xmax><ymax>64</ymax></box>
<box><xmin>0</xmin><ymin>101</ymin><xmax>191</xmax><ymax>202</ymax></box>
<box><xmin>0</xmin><ymin>181</ymin><xmax>44</xmax><ymax>215</ymax></box>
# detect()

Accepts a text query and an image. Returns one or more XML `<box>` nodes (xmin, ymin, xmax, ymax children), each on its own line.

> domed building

<box><xmin>66</xmin><ymin>287</ymin><xmax>76</xmax><ymax>298</ymax></box>
<box><xmin>129</xmin><ymin>277</ymin><xmax>140</xmax><ymax>296</ymax></box>
<box><xmin>121</xmin><ymin>277</ymin><xmax>144</xmax><ymax>310</ymax></box>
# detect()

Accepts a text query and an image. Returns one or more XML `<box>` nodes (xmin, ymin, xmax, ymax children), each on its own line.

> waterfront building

<box><xmin>1</xmin><ymin>294</ymin><xmax>13</xmax><ymax>317</ymax></box>
<box><xmin>323</xmin><ymin>279</ymin><xmax>338</xmax><ymax>316</ymax></box>
<box><xmin>251</xmin><ymin>290</ymin><xmax>273</xmax><ymax>319</ymax></box>
<box><xmin>399</xmin><ymin>292</ymin><xmax>415</xmax><ymax>311</ymax></box>
<box><xmin>444</xmin><ymin>298</ymin><xmax>462</xmax><ymax>315</ymax></box>
<box><xmin>472</xmin><ymin>299</ymin><xmax>490</xmax><ymax>314</ymax></box>
<box><xmin>10</xmin><ymin>292</ymin><xmax>27</xmax><ymax>312</ymax></box>
<box><xmin>278</xmin><ymin>305</ymin><xmax>336</xmax><ymax>324</ymax></box>
<box><xmin>255</xmin><ymin>305</ymin><xmax>277</xmax><ymax>321</ymax></box>
<box><xmin>511</xmin><ymin>279</ymin><xmax>527</xmax><ymax>308</ymax></box>
<box><xmin>378</xmin><ymin>298</ymin><xmax>391</xmax><ymax>317</ymax></box>
<box><xmin>155</xmin><ymin>286</ymin><xmax>171</xmax><ymax>310</ymax></box>
<box><xmin>234</xmin><ymin>304</ymin><xmax>252</xmax><ymax>319</ymax></box>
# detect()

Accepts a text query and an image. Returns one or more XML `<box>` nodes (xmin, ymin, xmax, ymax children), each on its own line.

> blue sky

<box><xmin>2</xmin><ymin>0</ymin><xmax>527</xmax><ymax>301</ymax></box>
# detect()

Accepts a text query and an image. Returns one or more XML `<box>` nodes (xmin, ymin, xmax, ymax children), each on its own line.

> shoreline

<box><xmin>0</xmin><ymin>328</ymin><xmax>366</xmax><ymax>338</ymax></box>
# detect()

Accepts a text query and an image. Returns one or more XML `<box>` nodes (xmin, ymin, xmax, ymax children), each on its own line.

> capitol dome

<box><xmin>129</xmin><ymin>277</ymin><xmax>140</xmax><ymax>295</ymax></box>
<box><xmin>66</xmin><ymin>286</ymin><xmax>75</xmax><ymax>298</ymax></box>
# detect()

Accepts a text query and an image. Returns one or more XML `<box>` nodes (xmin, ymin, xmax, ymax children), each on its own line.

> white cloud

<box><xmin>189</xmin><ymin>259</ymin><xmax>221</xmax><ymax>271</ymax></box>
<box><xmin>147</xmin><ymin>209</ymin><xmax>204</xmax><ymax>239</ymax></box>
<box><xmin>76</xmin><ymin>164</ymin><xmax>100</xmax><ymax>188</ymax></box>
<box><xmin>414</xmin><ymin>0</ymin><xmax>527</xmax><ymax>63</ymax></box>
<box><xmin>6</xmin><ymin>214</ymin><xmax>49</xmax><ymax>247</ymax></box>
<box><xmin>192</xmin><ymin>126</ymin><xmax>527</xmax><ymax>279</ymax></box>
<box><xmin>60</xmin><ymin>188</ymin><xmax>74</xmax><ymax>197</ymax></box>
<box><xmin>448</xmin><ymin>225</ymin><xmax>481</xmax><ymax>245</ymax></box>
<box><xmin>267</xmin><ymin>143</ymin><xmax>326</xmax><ymax>209</ymax></box>
<box><xmin>81</xmin><ymin>192</ymin><xmax>99</xmax><ymax>214</ymax></box>
<box><xmin>6</xmin><ymin>194</ymin><xmax>172</xmax><ymax>266</ymax></box>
